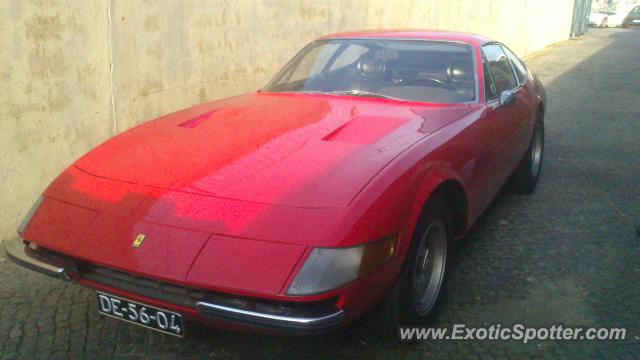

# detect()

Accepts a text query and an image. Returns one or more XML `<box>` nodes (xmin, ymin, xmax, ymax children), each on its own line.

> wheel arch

<box><xmin>428</xmin><ymin>179</ymin><xmax>468</xmax><ymax>239</ymax></box>
<box><xmin>408</xmin><ymin>169</ymin><xmax>470</xmax><ymax>243</ymax></box>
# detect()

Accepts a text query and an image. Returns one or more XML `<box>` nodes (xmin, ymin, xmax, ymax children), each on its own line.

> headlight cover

<box><xmin>17</xmin><ymin>195</ymin><xmax>44</xmax><ymax>236</ymax></box>
<box><xmin>286</xmin><ymin>235</ymin><xmax>396</xmax><ymax>295</ymax></box>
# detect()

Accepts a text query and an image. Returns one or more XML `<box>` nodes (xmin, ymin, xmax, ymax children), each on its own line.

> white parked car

<box><xmin>589</xmin><ymin>11</ymin><xmax>626</xmax><ymax>27</ymax></box>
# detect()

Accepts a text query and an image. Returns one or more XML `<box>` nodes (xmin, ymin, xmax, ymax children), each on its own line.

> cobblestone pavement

<box><xmin>1</xmin><ymin>29</ymin><xmax>639</xmax><ymax>360</ymax></box>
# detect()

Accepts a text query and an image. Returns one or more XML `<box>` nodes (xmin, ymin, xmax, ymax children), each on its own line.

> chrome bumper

<box><xmin>5</xmin><ymin>238</ymin><xmax>345</xmax><ymax>333</ymax></box>
<box><xmin>5</xmin><ymin>238</ymin><xmax>76</xmax><ymax>281</ymax></box>
<box><xmin>196</xmin><ymin>300</ymin><xmax>345</xmax><ymax>334</ymax></box>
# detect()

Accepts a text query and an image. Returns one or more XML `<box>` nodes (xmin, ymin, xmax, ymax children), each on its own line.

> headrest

<box><xmin>357</xmin><ymin>54</ymin><xmax>385</xmax><ymax>78</ymax></box>
<box><xmin>446</xmin><ymin>58</ymin><xmax>473</xmax><ymax>82</ymax></box>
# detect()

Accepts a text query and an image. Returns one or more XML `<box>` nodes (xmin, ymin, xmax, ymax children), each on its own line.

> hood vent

<box><xmin>178</xmin><ymin>110</ymin><xmax>218</xmax><ymax>128</ymax></box>
<box><xmin>322</xmin><ymin>116</ymin><xmax>407</xmax><ymax>144</ymax></box>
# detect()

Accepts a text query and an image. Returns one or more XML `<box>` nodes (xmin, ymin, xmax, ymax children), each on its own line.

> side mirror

<box><xmin>499</xmin><ymin>90</ymin><xmax>516</xmax><ymax>107</ymax></box>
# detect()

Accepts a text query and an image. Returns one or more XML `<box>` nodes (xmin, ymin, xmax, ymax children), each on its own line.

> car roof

<box><xmin>318</xmin><ymin>29</ymin><xmax>494</xmax><ymax>47</ymax></box>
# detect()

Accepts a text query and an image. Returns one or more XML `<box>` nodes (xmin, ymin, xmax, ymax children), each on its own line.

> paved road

<box><xmin>1</xmin><ymin>29</ymin><xmax>639</xmax><ymax>359</ymax></box>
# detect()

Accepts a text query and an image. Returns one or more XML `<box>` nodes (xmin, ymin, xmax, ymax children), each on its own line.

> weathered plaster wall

<box><xmin>0</xmin><ymin>0</ymin><xmax>113</xmax><ymax>243</ymax></box>
<box><xmin>108</xmin><ymin>0</ymin><xmax>576</xmax><ymax>131</ymax></box>
<box><xmin>1</xmin><ymin>0</ymin><xmax>576</xmax><ymax>243</ymax></box>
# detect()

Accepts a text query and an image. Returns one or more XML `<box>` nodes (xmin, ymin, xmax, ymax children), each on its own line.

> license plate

<box><xmin>97</xmin><ymin>292</ymin><xmax>184</xmax><ymax>337</ymax></box>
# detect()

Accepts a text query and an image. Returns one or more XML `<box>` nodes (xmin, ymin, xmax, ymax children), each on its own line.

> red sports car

<box><xmin>8</xmin><ymin>30</ymin><xmax>545</xmax><ymax>336</ymax></box>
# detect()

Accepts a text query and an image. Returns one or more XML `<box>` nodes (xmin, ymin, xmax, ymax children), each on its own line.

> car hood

<box><xmin>30</xmin><ymin>93</ymin><xmax>472</xmax><ymax>294</ymax></box>
<box><xmin>74</xmin><ymin>92</ymin><xmax>471</xmax><ymax>208</ymax></box>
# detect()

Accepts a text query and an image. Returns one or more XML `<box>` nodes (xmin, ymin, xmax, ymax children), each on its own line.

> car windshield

<box><xmin>263</xmin><ymin>39</ymin><xmax>476</xmax><ymax>103</ymax></box>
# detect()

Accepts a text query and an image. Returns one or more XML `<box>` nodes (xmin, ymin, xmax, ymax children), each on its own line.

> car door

<box><xmin>501</xmin><ymin>44</ymin><xmax>536</xmax><ymax>166</ymax></box>
<box><xmin>480</xmin><ymin>43</ymin><xmax>530</xmax><ymax>189</ymax></box>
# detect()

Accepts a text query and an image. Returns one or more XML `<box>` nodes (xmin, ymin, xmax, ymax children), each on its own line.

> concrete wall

<box><xmin>0</xmin><ymin>0</ymin><xmax>576</xmax><ymax>244</ymax></box>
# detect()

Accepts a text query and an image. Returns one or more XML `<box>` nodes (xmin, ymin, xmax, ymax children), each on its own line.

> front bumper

<box><xmin>623</xmin><ymin>20</ymin><xmax>640</xmax><ymax>27</ymax></box>
<box><xmin>5</xmin><ymin>238</ymin><xmax>345</xmax><ymax>334</ymax></box>
<box><xmin>196</xmin><ymin>301</ymin><xmax>344</xmax><ymax>333</ymax></box>
<box><xmin>5</xmin><ymin>238</ymin><xmax>77</xmax><ymax>281</ymax></box>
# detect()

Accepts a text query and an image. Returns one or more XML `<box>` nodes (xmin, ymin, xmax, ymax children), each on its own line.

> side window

<box><xmin>483</xmin><ymin>61</ymin><xmax>497</xmax><ymax>100</ymax></box>
<box><xmin>481</xmin><ymin>44</ymin><xmax>517</xmax><ymax>96</ymax></box>
<box><xmin>501</xmin><ymin>45</ymin><xmax>528</xmax><ymax>84</ymax></box>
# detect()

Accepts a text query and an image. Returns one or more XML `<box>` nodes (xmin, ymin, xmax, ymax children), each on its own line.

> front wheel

<box><xmin>372</xmin><ymin>196</ymin><xmax>452</xmax><ymax>329</ymax></box>
<box><xmin>411</xmin><ymin>219</ymin><xmax>448</xmax><ymax>316</ymax></box>
<box><xmin>507</xmin><ymin>116</ymin><xmax>544</xmax><ymax>194</ymax></box>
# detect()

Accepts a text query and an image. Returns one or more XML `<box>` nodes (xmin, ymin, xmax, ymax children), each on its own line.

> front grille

<box><xmin>81</xmin><ymin>265</ymin><xmax>339</xmax><ymax>321</ymax></box>
<box><xmin>82</xmin><ymin>266</ymin><xmax>205</xmax><ymax>308</ymax></box>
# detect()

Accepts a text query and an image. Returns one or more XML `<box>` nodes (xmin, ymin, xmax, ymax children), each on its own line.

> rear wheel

<box><xmin>507</xmin><ymin>115</ymin><xmax>544</xmax><ymax>194</ymax></box>
<box><xmin>372</xmin><ymin>196</ymin><xmax>452</xmax><ymax>330</ymax></box>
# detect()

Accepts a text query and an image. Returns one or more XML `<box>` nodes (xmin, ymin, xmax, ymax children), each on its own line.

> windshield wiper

<box><xmin>272</xmin><ymin>89</ymin><xmax>402</xmax><ymax>101</ymax></box>
<box><xmin>326</xmin><ymin>90</ymin><xmax>401</xmax><ymax>101</ymax></box>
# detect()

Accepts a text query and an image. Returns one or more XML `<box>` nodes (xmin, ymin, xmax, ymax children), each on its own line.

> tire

<box><xmin>601</xmin><ymin>17</ymin><xmax>608</xmax><ymax>27</ymax></box>
<box><xmin>372</xmin><ymin>196</ymin><xmax>452</xmax><ymax>331</ymax></box>
<box><xmin>507</xmin><ymin>114</ymin><xmax>544</xmax><ymax>194</ymax></box>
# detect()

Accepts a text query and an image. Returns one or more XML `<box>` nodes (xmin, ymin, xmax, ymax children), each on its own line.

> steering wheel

<box><xmin>405</xmin><ymin>77</ymin><xmax>452</xmax><ymax>90</ymax></box>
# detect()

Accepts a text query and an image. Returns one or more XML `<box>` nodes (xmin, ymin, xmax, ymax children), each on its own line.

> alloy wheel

<box><xmin>412</xmin><ymin>220</ymin><xmax>447</xmax><ymax>316</ymax></box>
